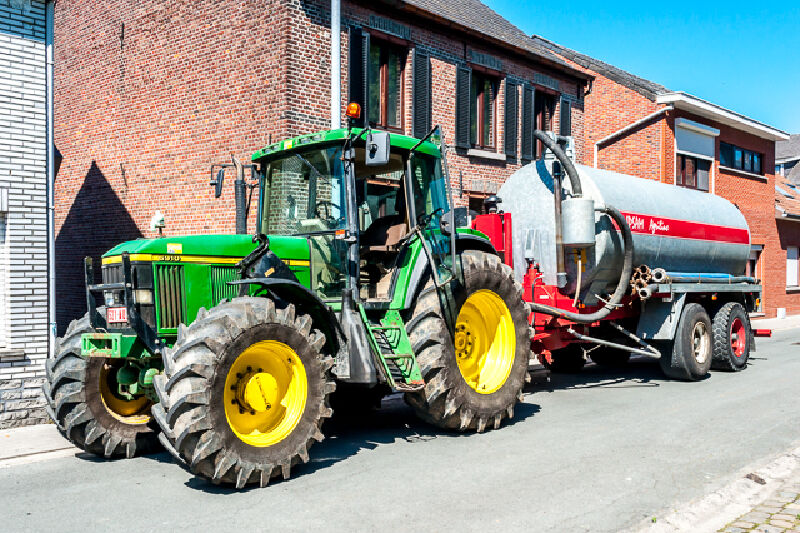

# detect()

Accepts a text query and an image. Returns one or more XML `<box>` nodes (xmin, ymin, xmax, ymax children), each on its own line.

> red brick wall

<box><xmin>775</xmin><ymin>220</ymin><xmax>800</xmax><ymax>315</ymax></box>
<box><xmin>53</xmin><ymin>0</ymin><xmax>586</xmax><ymax>331</ymax></box>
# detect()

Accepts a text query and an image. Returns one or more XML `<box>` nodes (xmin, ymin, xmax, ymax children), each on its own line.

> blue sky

<box><xmin>485</xmin><ymin>0</ymin><xmax>800</xmax><ymax>134</ymax></box>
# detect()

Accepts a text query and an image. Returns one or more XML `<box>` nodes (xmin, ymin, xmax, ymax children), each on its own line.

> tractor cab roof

<box><xmin>251</xmin><ymin>128</ymin><xmax>441</xmax><ymax>162</ymax></box>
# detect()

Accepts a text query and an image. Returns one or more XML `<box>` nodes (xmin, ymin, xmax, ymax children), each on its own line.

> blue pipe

<box><xmin>664</xmin><ymin>272</ymin><xmax>756</xmax><ymax>284</ymax></box>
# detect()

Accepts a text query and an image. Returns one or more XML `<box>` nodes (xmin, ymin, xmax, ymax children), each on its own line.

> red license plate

<box><xmin>106</xmin><ymin>307</ymin><xmax>128</xmax><ymax>324</ymax></box>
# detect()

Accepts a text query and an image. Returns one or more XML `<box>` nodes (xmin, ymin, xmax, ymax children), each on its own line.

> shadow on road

<box><xmin>179</xmin><ymin>394</ymin><xmax>541</xmax><ymax>493</ymax></box>
<box><xmin>535</xmin><ymin>357</ymin><xmax>665</xmax><ymax>393</ymax></box>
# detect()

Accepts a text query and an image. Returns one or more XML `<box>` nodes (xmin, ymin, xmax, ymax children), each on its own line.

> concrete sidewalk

<box><xmin>0</xmin><ymin>423</ymin><xmax>78</xmax><ymax>468</ymax></box>
<box><xmin>751</xmin><ymin>314</ymin><xmax>800</xmax><ymax>332</ymax></box>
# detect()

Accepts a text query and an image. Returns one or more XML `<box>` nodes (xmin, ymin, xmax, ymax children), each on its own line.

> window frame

<box><xmin>367</xmin><ymin>39</ymin><xmax>407</xmax><ymax>133</ymax></box>
<box><xmin>720</xmin><ymin>141</ymin><xmax>765</xmax><ymax>176</ymax></box>
<box><xmin>534</xmin><ymin>89</ymin><xmax>556</xmax><ymax>158</ymax></box>
<box><xmin>469</xmin><ymin>71</ymin><xmax>499</xmax><ymax>150</ymax></box>
<box><xmin>676</xmin><ymin>152</ymin><xmax>711</xmax><ymax>192</ymax></box>
<box><xmin>788</xmin><ymin>246</ymin><xmax>799</xmax><ymax>289</ymax></box>
<box><xmin>0</xmin><ymin>212</ymin><xmax>7</xmax><ymax>349</ymax></box>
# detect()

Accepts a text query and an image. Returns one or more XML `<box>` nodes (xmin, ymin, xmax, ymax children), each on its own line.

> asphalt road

<box><xmin>2</xmin><ymin>329</ymin><xmax>799</xmax><ymax>532</ymax></box>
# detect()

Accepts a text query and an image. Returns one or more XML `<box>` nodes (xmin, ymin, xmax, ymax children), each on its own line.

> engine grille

<box><xmin>210</xmin><ymin>266</ymin><xmax>240</xmax><ymax>304</ymax></box>
<box><xmin>101</xmin><ymin>264</ymin><xmax>123</xmax><ymax>284</ymax></box>
<box><xmin>155</xmin><ymin>264</ymin><xmax>185</xmax><ymax>329</ymax></box>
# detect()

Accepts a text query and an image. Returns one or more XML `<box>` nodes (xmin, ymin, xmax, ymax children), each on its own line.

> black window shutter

<box><xmin>560</xmin><ymin>97</ymin><xmax>571</xmax><ymax>136</ymax></box>
<box><xmin>455</xmin><ymin>66</ymin><xmax>471</xmax><ymax>149</ymax></box>
<box><xmin>412</xmin><ymin>50</ymin><xmax>431</xmax><ymax>139</ymax></box>
<box><xmin>347</xmin><ymin>27</ymin><xmax>369</xmax><ymax>128</ymax></box>
<box><xmin>521</xmin><ymin>85</ymin><xmax>534</xmax><ymax>161</ymax></box>
<box><xmin>504</xmin><ymin>81</ymin><xmax>518</xmax><ymax>157</ymax></box>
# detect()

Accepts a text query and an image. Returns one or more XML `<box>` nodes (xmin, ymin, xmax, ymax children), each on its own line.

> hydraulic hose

<box><xmin>533</xmin><ymin>130</ymin><xmax>582</xmax><ymax>197</ymax></box>
<box><xmin>529</xmin><ymin>204</ymin><xmax>634</xmax><ymax>324</ymax></box>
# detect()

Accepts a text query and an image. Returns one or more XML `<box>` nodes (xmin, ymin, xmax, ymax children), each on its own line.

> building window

<box><xmin>559</xmin><ymin>97</ymin><xmax>571</xmax><ymax>137</ymax></box>
<box><xmin>470</xmin><ymin>73</ymin><xmax>497</xmax><ymax>149</ymax></box>
<box><xmin>788</xmin><ymin>246</ymin><xmax>799</xmax><ymax>288</ymax></box>
<box><xmin>720</xmin><ymin>142</ymin><xmax>763</xmax><ymax>175</ymax></box>
<box><xmin>676</xmin><ymin>154</ymin><xmax>711</xmax><ymax>191</ymax></box>
<box><xmin>534</xmin><ymin>91</ymin><xmax>555</xmax><ymax>157</ymax></box>
<box><xmin>367</xmin><ymin>41</ymin><xmax>405</xmax><ymax>130</ymax></box>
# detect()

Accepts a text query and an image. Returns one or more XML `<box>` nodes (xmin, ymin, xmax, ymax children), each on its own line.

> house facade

<box><xmin>0</xmin><ymin>0</ymin><xmax>52</xmax><ymax>428</ymax></box>
<box><xmin>53</xmin><ymin>0</ymin><xmax>592</xmax><ymax>332</ymax></box>
<box><xmin>775</xmin><ymin>135</ymin><xmax>800</xmax><ymax>309</ymax></box>
<box><xmin>532</xmin><ymin>36</ymin><xmax>794</xmax><ymax>318</ymax></box>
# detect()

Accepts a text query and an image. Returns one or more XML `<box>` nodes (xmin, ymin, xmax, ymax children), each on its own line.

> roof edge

<box><xmin>657</xmin><ymin>92</ymin><xmax>789</xmax><ymax>141</ymax></box>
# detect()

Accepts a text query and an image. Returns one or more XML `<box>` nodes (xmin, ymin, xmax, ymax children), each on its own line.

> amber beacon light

<box><xmin>345</xmin><ymin>102</ymin><xmax>361</xmax><ymax>120</ymax></box>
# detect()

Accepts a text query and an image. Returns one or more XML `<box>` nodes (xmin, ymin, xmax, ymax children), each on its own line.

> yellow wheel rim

<box><xmin>223</xmin><ymin>340</ymin><xmax>308</xmax><ymax>447</ymax></box>
<box><xmin>454</xmin><ymin>290</ymin><xmax>516</xmax><ymax>394</ymax></box>
<box><xmin>99</xmin><ymin>362</ymin><xmax>151</xmax><ymax>424</ymax></box>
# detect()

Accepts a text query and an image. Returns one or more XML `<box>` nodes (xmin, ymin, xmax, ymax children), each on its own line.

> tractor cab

<box><xmin>252</xmin><ymin>126</ymin><xmax>453</xmax><ymax>306</ymax></box>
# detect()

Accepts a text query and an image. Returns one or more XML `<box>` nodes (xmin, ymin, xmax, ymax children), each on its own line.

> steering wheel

<box><xmin>314</xmin><ymin>201</ymin><xmax>343</xmax><ymax>229</ymax></box>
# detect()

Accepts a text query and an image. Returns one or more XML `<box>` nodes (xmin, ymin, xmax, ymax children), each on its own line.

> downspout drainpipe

<box><xmin>330</xmin><ymin>0</ymin><xmax>341</xmax><ymax>129</ymax></box>
<box><xmin>593</xmin><ymin>105</ymin><xmax>673</xmax><ymax>168</ymax></box>
<box><xmin>46</xmin><ymin>0</ymin><xmax>56</xmax><ymax>356</ymax></box>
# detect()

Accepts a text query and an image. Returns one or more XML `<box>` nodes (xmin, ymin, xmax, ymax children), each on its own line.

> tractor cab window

<box><xmin>409</xmin><ymin>153</ymin><xmax>448</xmax><ymax>226</ymax></box>
<box><xmin>260</xmin><ymin>146</ymin><xmax>347</xmax><ymax>236</ymax></box>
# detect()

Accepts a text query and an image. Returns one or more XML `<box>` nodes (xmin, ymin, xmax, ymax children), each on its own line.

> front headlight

<box><xmin>134</xmin><ymin>289</ymin><xmax>153</xmax><ymax>305</ymax></box>
<box><xmin>104</xmin><ymin>291</ymin><xmax>116</xmax><ymax>307</ymax></box>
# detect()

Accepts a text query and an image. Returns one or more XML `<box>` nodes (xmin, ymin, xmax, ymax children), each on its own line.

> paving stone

<box><xmin>731</xmin><ymin>521</ymin><xmax>756</xmax><ymax>529</ymax></box>
<box><xmin>752</xmin><ymin>525</ymin><xmax>786</xmax><ymax>533</ymax></box>
<box><xmin>723</xmin><ymin>528</ymin><xmax>747</xmax><ymax>533</ymax></box>
<box><xmin>742</xmin><ymin>512</ymin><xmax>772</xmax><ymax>522</ymax></box>
<box><xmin>770</xmin><ymin>519</ymin><xmax>796</xmax><ymax>528</ymax></box>
<box><xmin>756</xmin><ymin>506</ymin><xmax>784</xmax><ymax>514</ymax></box>
<box><xmin>772</xmin><ymin>513</ymin><xmax>797</xmax><ymax>521</ymax></box>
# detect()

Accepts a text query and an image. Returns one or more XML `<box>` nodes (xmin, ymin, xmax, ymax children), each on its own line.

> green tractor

<box><xmin>44</xmin><ymin>122</ymin><xmax>531</xmax><ymax>487</ymax></box>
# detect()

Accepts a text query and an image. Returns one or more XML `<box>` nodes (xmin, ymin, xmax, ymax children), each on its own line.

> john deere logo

<box><xmin>167</xmin><ymin>243</ymin><xmax>183</xmax><ymax>254</ymax></box>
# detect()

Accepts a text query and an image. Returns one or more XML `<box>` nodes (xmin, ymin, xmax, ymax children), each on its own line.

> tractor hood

<box><xmin>102</xmin><ymin>234</ymin><xmax>311</xmax><ymax>263</ymax></box>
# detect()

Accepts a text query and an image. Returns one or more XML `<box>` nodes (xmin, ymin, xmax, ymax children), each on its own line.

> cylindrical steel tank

<box><xmin>498</xmin><ymin>160</ymin><xmax>751</xmax><ymax>304</ymax></box>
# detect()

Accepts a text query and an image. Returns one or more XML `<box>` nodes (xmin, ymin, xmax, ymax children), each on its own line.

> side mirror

<box><xmin>365</xmin><ymin>131</ymin><xmax>390</xmax><ymax>166</ymax></box>
<box><xmin>211</xmin><ymin>168</ymin><xmax>225</xmax><ymax>198</ymax></box>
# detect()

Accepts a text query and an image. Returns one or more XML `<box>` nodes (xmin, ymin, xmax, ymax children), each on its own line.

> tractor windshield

<box><xmin>260</xmin><ymin>145</ymin><xmax>346</xmax><ymax>236</ymax></box>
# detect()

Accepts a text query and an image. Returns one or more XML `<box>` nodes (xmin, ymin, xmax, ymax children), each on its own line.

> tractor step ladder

<box><xmin>360</xmin><ymin>308</ymin><xmax>425</xmax><ymax>392</ymax></box>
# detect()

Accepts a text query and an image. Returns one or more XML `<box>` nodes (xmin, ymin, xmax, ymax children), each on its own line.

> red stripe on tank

<box><xmin>618</xmin><ymin>212</ymin><xmax>750</xmax><ymax>245</ymax></box>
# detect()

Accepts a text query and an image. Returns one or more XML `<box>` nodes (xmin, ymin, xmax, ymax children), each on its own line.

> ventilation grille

<box><xmin>101</xmin><ymin>264</ymin><xmax>123</xmax><ymax>284</ymax></box>
<box><xmin>155</xmin><ymin>264</ymin><xmax>185</xmax><ymax>330</ymax></box>
<box><xmin>210</xmin><ymin>266</ymin><xmax>240</xmax><ymax>305</ymax></box>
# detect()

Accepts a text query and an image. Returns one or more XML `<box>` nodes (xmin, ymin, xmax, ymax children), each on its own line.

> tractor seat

<box><xmin>360</xmin><ymin>214</ymin><xmax>407</xmax><ymax>253</ymax></box>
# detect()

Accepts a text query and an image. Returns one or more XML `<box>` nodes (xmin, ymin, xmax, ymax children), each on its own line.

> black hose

<box><xmin>533</xmin><ymin>130</ymin><xmax>582</xmax><ymax>197</ymax></box>
<box><xmin>528</xmin><ymin>204</ymin><xmax>634</xmax><ymax>324</ymax></box>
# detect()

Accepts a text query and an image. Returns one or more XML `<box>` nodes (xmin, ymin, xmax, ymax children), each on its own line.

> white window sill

<box><xmin>786</xmin><ymin>286</ymin><xmax>800</xmax><ymax>293</ymax></box>
<box><xmin>466</xmin><ymin>148</ymin><xmax>507</xmax><ymax>162</ymax></box>
<box><xmin>719</xmin><ymin>166</ymin><xmax>767</xmax><ymax>181</ymax></box>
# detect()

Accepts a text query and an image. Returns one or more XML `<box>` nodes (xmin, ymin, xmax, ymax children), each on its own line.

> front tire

<box><xmin>43</xmin><ymin>313</ymin><xmax>160</xmax><ymax>458</ymax></box>
<box><xmin>404</xmin><ymin>251</ymin><xmax>531</xmax><ymax>432</ymax></box>
<box><xmin>152</xmin><ymin>297</ymin><xmax>335</xmax><ymax>488</ymax></box>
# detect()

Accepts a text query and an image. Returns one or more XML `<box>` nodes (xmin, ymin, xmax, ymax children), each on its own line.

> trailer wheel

<box><xmin>152</xmin><ymin>297</ymin><xmax>335</xmax><ymax>488</ymax></box>
<box><xmin>545</xmin><ymin>345</ymin><xmax>587</xmax><ymax>373</ymax></box>
<box><xmin>404</xmin><ymin>251</ymin><xmax>531</xmax><ymax>432</ymax></box>
<box><xmin>590</xmin><ymin>349</ymin><xmax>631</xmax><ymax>368</ymax></box>
<box><xmin>43</xmin><ymin>313</ymin><xmax>161</xmax><ymax>458</ymax></box>
<box><xmin>659</xmin><ymin>303</ymin><xmax>712</xmax><ymax>381</ymax></box>
<box><xmin>711</xmin><ymin>302</ymin><xmax>750</xmax><ymax>371</ymax></box>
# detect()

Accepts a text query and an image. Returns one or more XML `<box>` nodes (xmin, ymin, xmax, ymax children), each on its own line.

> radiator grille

<box><xmin>210</xmin><ymin>266</ymin><xmax>240</xmax><ymax>304</ymax></box>
<box><xmin>155</xmin><ymin>264</ymin><xmax>185</xmax><ymax>329</ymax></box>
<box><xmin>101</xmin><ymin>264</ymin><xmax>123</xmax><ymax>284</ymax></box>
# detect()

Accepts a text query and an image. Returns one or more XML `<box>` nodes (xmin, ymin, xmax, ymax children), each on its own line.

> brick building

<box><xmin>0</xmin><ymin>0</ymin><xmax>53</xmax><ymax>428</ymax></box>
<box><xmin>775</xmin><ymin>135</ymin><xmax>800</xmax><ymax>310</ymax></box>
<box><xmin>53</xmin><ymin>0</ymin><xmax>592</xmax><ymax>332</ymax></box>
<box><xmin>531</xmin><ymin>36</ymin><xmax>794</xmax><ymax>318</ymax></box>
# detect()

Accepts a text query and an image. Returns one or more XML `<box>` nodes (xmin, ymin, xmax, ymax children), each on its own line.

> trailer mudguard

<box><xmin>636</xmin><ymin>293</ymin><xmax>687</xmax><ymax>341</ymax></box>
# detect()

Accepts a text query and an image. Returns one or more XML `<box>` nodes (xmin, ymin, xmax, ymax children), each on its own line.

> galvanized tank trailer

<box><xmin>473</xmin><ymin>132</ymin><xmax>767</xmax><ymax>379</ymax></box>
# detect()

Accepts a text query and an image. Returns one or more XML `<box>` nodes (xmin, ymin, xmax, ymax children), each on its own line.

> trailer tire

<box><xmin>544</xmin><ymin>345</ymin><xmax>587</xmax><ymax>373</ymax></box>
<box><xmin>590</xmin><ymin>349</ymin><xmax>631</xmax><ymax>368</ymax></box>
<box><xmin>711</xmin><ymin>302</ymin><xmax>750</xmax><ymax>371</ymax></box>
<box><xmin>659</xmin><ymin>303</ymin><xmax>712</xmax><ymax>381</ymax></box>
<box><xmin>152</xmin><ymin>297</ymin><xmax>335</xmax><ymax>488</ymax></box>
<box><xmin>404</xmin><ymin>251</ymin><xmax>531</xmax><ymax>433</ymax></box>
<box><xmin>43</xmin><ymin>313</ymin><xmax>161</xmax><ymax>459</ymax></box>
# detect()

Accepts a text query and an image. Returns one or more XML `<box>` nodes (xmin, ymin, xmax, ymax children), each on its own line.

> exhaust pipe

<box><xmin>651</xmin><ymin>268</ymin><xmax>667</xmax><ymax>283</ymax></box>
<box><xmin>231</xmin><ymin>154</ymin><xmax>247</xmax><ymax>234</ymax></box>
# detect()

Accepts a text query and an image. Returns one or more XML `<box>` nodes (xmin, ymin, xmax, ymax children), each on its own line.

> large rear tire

<box><xmin>711</xmin><ymin>302</ymin><xmax>750</xmax><ymax>371</ymax></box>
<box><xmin>404</xmin><ymin>251</ymin><xmax>531</xmax><ymax>432</ymax></box>
<box><xmin>659</xmin><ymin>303</ymin><xmax>712</xmax><ymax>381</ymax></box>
<box><xmin>152</xmin><ymin>297</ymin><xmax>335</xmax><ymax>488</ymax></box>
<box><xmin>43</xmin><ymin>313</ymin><xmax>161</xmax><ymax>458</ymax></box>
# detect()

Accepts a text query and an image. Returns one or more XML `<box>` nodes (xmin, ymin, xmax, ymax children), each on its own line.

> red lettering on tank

<box><xmin>619</xmin><ymin>211</ymin><xmax>749</xmax><ymax>245</ymax></box>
